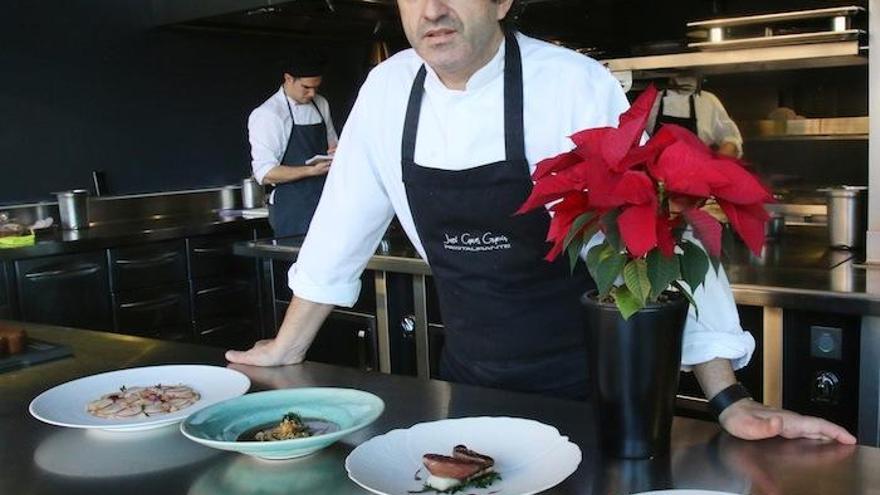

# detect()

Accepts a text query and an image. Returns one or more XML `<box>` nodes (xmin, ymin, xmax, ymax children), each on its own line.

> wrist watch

<box><xmin>708</xmin><ymin>383</ymin><xmax>753</xmax><ymax>418</ymax></box>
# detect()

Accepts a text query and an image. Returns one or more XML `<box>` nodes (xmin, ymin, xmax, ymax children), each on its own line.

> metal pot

<box><xmin>824</xmin><ymin>186</ymin><xmax>867</xmax><ymax>249</ymax></box>
<box><xmin>55</xmin><ymin>190</ymin><xmax>89</xmax><ymax>230</ymax></box>
<box><xmin>241</xmin><ymin>178</ymin><xmax>265</xmax><ymax>209</ymax></box>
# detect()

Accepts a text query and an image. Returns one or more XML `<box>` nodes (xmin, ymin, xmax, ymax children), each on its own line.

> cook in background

<box><xmin>248</xmin><ymin>53</ymin><xmax>339</xmax><ymax>237</ymax></box>
<box><xmin>647</xmin><ymin>74</ymin><xmax>744</xmax><ymax>158</ymax></box>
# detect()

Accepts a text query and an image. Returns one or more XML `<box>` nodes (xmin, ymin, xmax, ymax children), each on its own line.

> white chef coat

<box><xmin>247</xmin><ymin>87</ymin><xmax>339</xmax><ymax>203</ymax></box>
<box><xmin>290</xmin><ymin>32</ymin><xmax>755</xmax><ymax>370</ymax></box>
<box><xmin>646</xmin><ymin>89</ymin><xmax>744</xmax><ymax>157</ymax></box>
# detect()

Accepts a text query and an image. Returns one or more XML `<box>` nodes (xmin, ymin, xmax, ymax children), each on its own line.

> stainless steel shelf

<box><xmin>741</xmin><ymin>117</ymin><xmax>869</xmax><ymax>141</ymax></box>
<box><xmin>602</xmin><ymin>40</ymin><xmax>865</xmax><ymax>75</ymax></box>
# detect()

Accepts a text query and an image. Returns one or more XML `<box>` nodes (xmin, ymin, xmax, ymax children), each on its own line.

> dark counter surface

<box><xmin>234</xmin><ymin>226</ymin><xmax>880</xmax><ymax>315</ymax></box>
<box><xmin>2</xmin><ymin>321</ymin><xmax>877</xmax><ymax>495</ymax></box>
<box><xmin>0</xmin><ymin>213</ymin><xmax>267</xmax><ymax>260</ymax></box>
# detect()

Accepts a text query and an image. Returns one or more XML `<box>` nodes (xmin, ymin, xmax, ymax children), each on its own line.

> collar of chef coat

<box><xmin>421</xmin><ymin>35</ymin><xmax>506</xmax><ymax>95</ymax></box>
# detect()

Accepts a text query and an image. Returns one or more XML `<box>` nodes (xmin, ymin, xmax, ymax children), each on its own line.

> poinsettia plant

<box><xmin>517</xmin><ymin>85</ymin><xmax>773</xmax><ymax>319</ymax></box>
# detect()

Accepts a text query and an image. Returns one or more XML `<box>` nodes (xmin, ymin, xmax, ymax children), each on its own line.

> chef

<box><xmin>247</xmin><ymin>53</ymin><xmax>338</xmax><ymax>237</ymax></box>
<box><xmin>229</xmin><ymin>0</ymin><xmax>854</xmax><ymax>444</ymax></box>
<box><xmin>647</xmin><ymin>74</ymin><xmax>744</xmax><ymax>158</ymax></box>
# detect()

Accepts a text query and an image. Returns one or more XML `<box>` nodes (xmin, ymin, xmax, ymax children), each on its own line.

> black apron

<box><xmin>652</xmin><ymin>90</ymin><xmax>698</xmax><ymax>135</ymax></box>
<box><xmin>401</xmin><ymin>32</ymin><xmax>593</xmax><ymax>400</ymax></box>
<box><xmin>268</xmin><ymin>98</ymin><xmax>329</xmax><ymax>237</ymax></box>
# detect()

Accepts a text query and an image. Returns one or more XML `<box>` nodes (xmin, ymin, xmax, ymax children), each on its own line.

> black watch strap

<box><xmin>708</xmin><ymin>383</ymin><xmax>752</xmax><ymax>418</ymax></box>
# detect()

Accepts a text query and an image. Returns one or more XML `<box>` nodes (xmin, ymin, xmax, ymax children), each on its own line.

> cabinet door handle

<box><xmin>115</xmin><ymin>252</ymin><xmax>180</xmax><ymax>267</ymax></box>
<box><xmin>25</xmin><ymin>263</ymin><xmax>101</xmax><ymax>281</ymax></box>
<box><xmin>119</xmin><ymin>294</ymin><xmax>181</xmax><ymax>311</ymax></box>
<box><xmin>195</xmin><ymin>281</ymin><xmax>250</xmax><ymax>297</ymax></box>
<box><xmin>199</xmin><ymin>320</ymin><xmax>245</xmax><ymax>336</ymax></box>
<box><xmin>116</xmin><ymin>252</ymin><xmax>179</xmax><ymax>266</ymax></box>
<box><xmin>192</xmin><ymin>247</ymin><xmax>228</xmax><ymax>255</ymax></box>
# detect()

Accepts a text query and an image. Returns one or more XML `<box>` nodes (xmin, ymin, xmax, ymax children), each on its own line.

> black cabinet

<box><xmin>189</xmin><ymin>232</ymin><xmax>260</xmax><ymax>348</ymax></box>
<box><xmin>192</xmin><ymin>277</ymin><xmax>258</xmax><ymax>348</ymax></box>
<box><xmin>189</xmin><ymin>234</ymin><xmax>253</xmax><ymax>279</ymax></box>
<box><xmin>112</xmin><ymin>284</ymin><xmax>191</xmax><ymax>339</ymax></box>
<box><xmin>15</xmin><ymin>251</ymin><xmax>113</xmax><ymax>330</ymax></box>
<box><xmin>108</xmin><ymin>241</ymin><xmax>188</xmax><ymax>291</ymax></box>
<box><xmin>0</xmin><ymin>262</ymin><xmax>11</xmax><ymax>319</ymax></box>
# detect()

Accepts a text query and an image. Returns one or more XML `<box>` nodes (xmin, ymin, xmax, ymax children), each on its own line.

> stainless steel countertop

<box><xmin>3</xmin><ymin>322</ymin><xmax>878</xmax><ymax>495</ymax></box>
<box><xmin>0</xmin><ymin>213</ymin><xmax>267</xmax><ymax>260</ymax></box>
<box><xmin>234</xmin><ymin>226</ymin><xmax>880</xmax><ymax>315</ymax></box>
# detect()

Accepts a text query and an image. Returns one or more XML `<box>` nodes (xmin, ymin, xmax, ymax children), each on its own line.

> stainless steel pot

<box><xmin>241</xmin><ymin>178</ymin><xmax>265</xmax><ymax>209</ymax></box>
<box><xmin>55</xmin><ymin>190</ymin><xmax>89</xmax><ymax>230</ymax></box>
<box><xmin>825</xmin><ymin>186</ymin><xmax>867</xmax><ymax>249</ymax></box>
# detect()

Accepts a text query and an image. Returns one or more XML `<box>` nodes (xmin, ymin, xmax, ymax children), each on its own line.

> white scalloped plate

<box><xmin>29</xmin><ymin>365</ymin><xmax>250</xmax><ymax>431</ymax></box>
<box><xmin>345</xmin><ymin>416</ymin><xmax>581</xmax><ymax>495</ymax></box>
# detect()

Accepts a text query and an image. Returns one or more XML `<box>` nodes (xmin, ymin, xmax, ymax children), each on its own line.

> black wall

<box><xmin>0</xmin><ymin>1</ymin><xmax>371</xmax><ymax>206</ymax></box>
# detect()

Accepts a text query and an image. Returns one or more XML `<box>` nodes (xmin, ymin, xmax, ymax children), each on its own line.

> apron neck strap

<box><xmin>401</xmin><ymin>31</ymin><xmax>525</xmax><ymax>164</ymax></box>
<box><xmin>285</xmin><ymin>98</ymin><xmax>326</xmax><ymax>126</ymax></box>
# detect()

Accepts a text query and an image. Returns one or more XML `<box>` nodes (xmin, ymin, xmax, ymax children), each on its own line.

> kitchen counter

<box><xmin>234</xmin><ymin>225</ymin><xmax>880</xmax><ymax>316</ymax></box>
<box><xmin>2</xmin><ymin>321</ymin><xmax>878</xmax><ymax>495</ymax></box>
<box><xmin>0</xmin><ymin>212</ymin><xmax>268</xmax><ymax>260</ymax></box>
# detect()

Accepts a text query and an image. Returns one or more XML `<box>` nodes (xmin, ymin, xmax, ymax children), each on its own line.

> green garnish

<box><xmin>408</xmin><ymin>472</ymin><xmax>501</xmax><ymax>494</ymax></box>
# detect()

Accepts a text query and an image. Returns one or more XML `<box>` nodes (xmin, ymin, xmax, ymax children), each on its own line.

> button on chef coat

<box><xmin>247</xmin><ymin>87</ymin><xmax>338</xmax><ymax>203</ymax></box>
<box><xmin>289</xmin><ymin>33</ymin><xmax>756</xmax><ymax>370</ymax></box>
<box><xmin>646</xmin><ymin>89</ymin><xmax>744</xmax><ymax>157</ymax></box>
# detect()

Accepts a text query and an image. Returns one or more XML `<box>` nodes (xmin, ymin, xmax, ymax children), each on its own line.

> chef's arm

<box><xmin>693</xmin><ymin>358</ymin><xmax>738</xmax><ymax>402</ymax></box>
<box><xmin>261</xmin><ymin>162</ymin><xmax>329</xmax><ymax>185</ymax></box>
<box><xmin>226</xmin><ymin>296</ymin><xmax>333</xmax><ymax>366</ymax></box>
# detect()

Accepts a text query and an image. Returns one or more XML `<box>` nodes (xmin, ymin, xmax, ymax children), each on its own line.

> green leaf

<box><xmin>567</xmin><ymin>237</ymin><xmax>584</xmax><ymax>273</ymax></box>
<box><xmin>563</xmin><ymin>213</ymin><xmax>595</xmax><ymax>251</ymax></box>
<box><xmin>709</xmin><ymin>254</ymin><xmax>721</xmax><ymax>275</ymax></box>
<box><xmin>672</xmin><ymin>280</ymin><xmax>699</xmax><ymax>320</ymax></box>
<box><xmin>612</xmin><ymin>286</ymin><xmax>643</xmax><ymax>320</ymax></box>
<box><xmin>623</xmin><ymin>259</ymin><xmax>650</xmax><ymax>304</ymax></box>
<box><xmin>646</xmin><ymin>249</ymin><xmax>680</xmax><ymax>300</ymax></box>
<box><xmin>596</xmin><ymin>244</ymin><xmax>626</xmax><ymax>297</ymax></box>
<box><xmin>601</xmin><ymin>209</ymin><xmax>622</xmax><ymax>251</ymax></box>
<box><xmin>680</xmin><ymin>241</ymin><xmax>709</xmax><ymax>291</ymax></box>
<box><xmin>586</xmin><ymin>243</ymin><xmax>604</xmax><ymax>281</ymax></box>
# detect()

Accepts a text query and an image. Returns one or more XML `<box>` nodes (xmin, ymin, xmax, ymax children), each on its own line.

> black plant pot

<box><xmin>583</xmin><ymin>291</ymin><xmax>689</xmax><ymax>459</ymax></box>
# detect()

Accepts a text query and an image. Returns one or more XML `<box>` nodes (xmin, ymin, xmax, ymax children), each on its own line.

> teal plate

<box><xmin>180</xmin><ymin>388</ymin><xmax>384</xmax><ymax>460</ymax></box>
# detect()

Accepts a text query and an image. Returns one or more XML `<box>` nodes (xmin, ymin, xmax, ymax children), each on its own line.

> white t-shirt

<box><xmin>291</xmin><ymin>33</ymin><xmax>755</xmax><ymax>370</ymax></box>
<box><xmin>646</xmin><ymin>89</ymin><xmax>744</xmax><ymax>157</ymax></box>
<box><xmin>247</xmin><ymin>88</ymin><xmax>338</xmax><ymax>203</ymax></box>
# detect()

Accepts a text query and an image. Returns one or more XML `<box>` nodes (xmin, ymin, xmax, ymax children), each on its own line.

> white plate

<box><xmin>29</xmin><ymin>365</ymin><xmax>250</xmax><ymax>431</ymax></box>
<box><xmin>345</xmin><ymin>416</ymin><xmax>581</xmax><ymax>495</ymax></box>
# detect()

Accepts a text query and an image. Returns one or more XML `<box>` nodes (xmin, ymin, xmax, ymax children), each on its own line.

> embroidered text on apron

<box><xmin>268</xmin><ymin>98</ymin><xmax>329</xmax><ymax>237</ymax></box>
<box><xmin>401</xmin><ymin>32</ymin><xmax>593</xmax><ymax>400</ymax></box>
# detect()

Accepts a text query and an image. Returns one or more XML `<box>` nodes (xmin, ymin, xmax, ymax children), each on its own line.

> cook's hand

<box><xmin>720</xmin><ymin>398</ymin><xmax>856</xmax><ymax>444</ymax></box>
<box><xmin>225</xmin><ymin>339</ymin><xmax>305</xmax><ymax>367</ymax></box>
<box><xmin>308</xmin><ymin>160</ymin><xmax>331</xmax><ymax>176</ymax></box>
<box><xmin>327</xmin><ymin>144</ymin><xmax>337</xmax><ymax>154</ymax></box>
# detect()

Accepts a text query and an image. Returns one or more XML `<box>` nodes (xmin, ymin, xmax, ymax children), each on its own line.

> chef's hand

<box><xmin>225</xmin><ymin>339</ymin><xmax>305</xmax><ymax>367</ymax></box>
<box><xmin>327</xmin><ymin>144</ymin><xmax>337</xmax><ymax>154</ymax></box>
<box><xmin>308</xmin><ymin>160</ymin><xmax>331</xmax><ymax>177</ymax></box>
<box><xmin>717</xmin><ymin>141</ymin><xmax>739</xmax><ymax>158</ymax></box>
<box><xmin>720</xmin><ymin>398</ymin><xmax>857</xmax><ymax>444</ymax></box>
